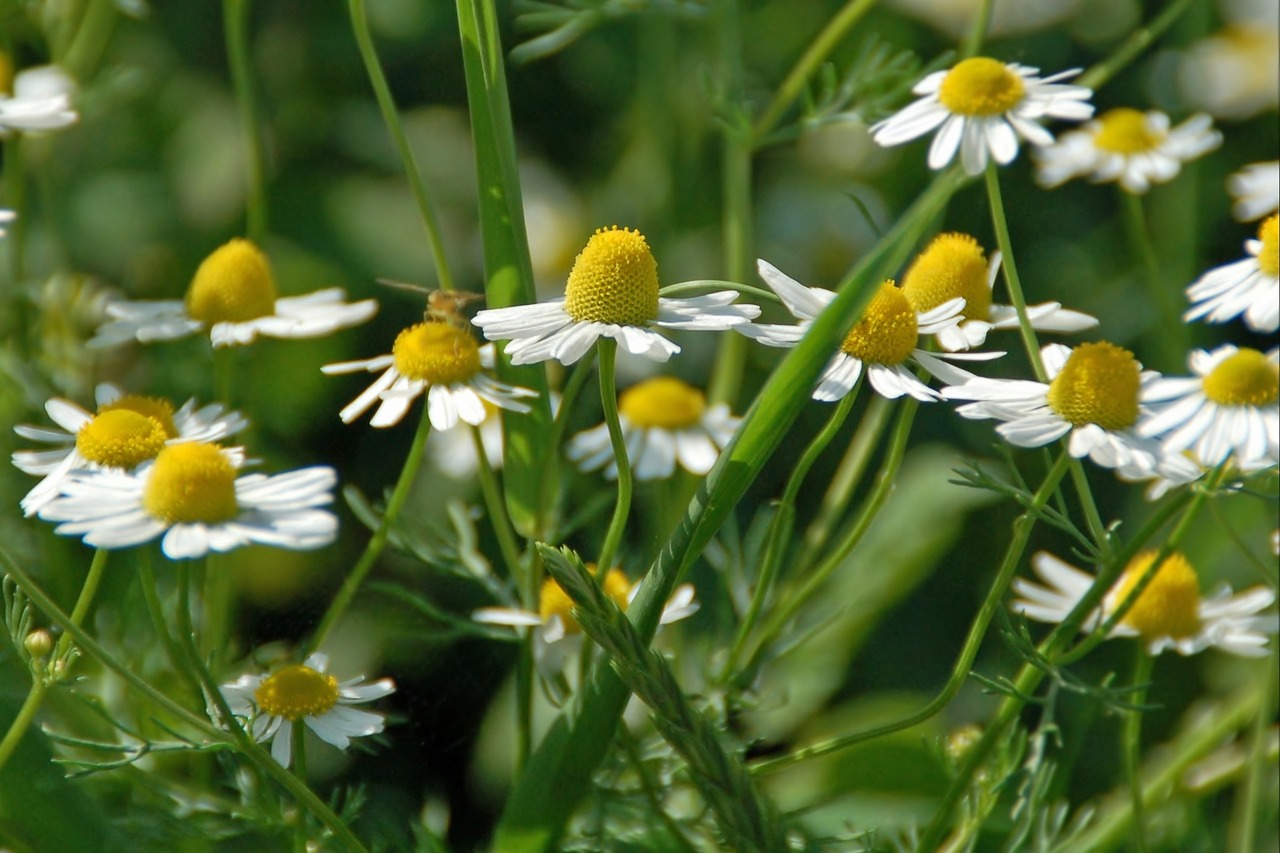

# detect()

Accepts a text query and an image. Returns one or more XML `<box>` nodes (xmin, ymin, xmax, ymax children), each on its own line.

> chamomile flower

<box><xmin>37</xmin><ymin>443</ymin><xmax>338</xmax><ymax>560</ymax></box>
<box><xmin>1034</xmin><ymin>108</ymin><xmax>1221</xmax><ymax>194</ymax></box>
<box><xmin>472</xmin><ymin>226</ymin><xmax>759</xmax><ymax>366</ymax></box>
<box><xmin>900</xmin><ymin>232</ymin><xmax>1096</xmax><ymax>351</ymax></box>
<box><xmin>219</xmin><ymin>653</ymin><xmax>395</xmax><ymax>768</ymax></box>
<box><xmin>322</xmin><ymin>321</ymin><xmax>536</xmax><ymax>431</ymax></box>
<box><xmin>870</xmin><ymin>56</ymin><xmax>1093</xmax><ymax>175</ymax></box>
<box><xmin>1184</xmin><ymin>214</ymin><xmax>1279</xmax><ymax>332</ymax></box>
<box><xmin>741</xmin><ymin>261</ymin><xmax>1002</xmax><ymax>402</ymax></box>
<box><xmin>88</xmin><ymin>239</ymin><xmax>378</xmax><ymax>349</ymax></box>
<box><xmin>12</xmin><ymin>384</ymin><xmax>247</xmax><ymax>517</ymax></box>
<box><xmin>1227</xmin><ymin>161</ymin><xmax>1279</xmax><ymax>222</ymax></box>
<box><xmin>1138</xmin><ymin>345</ymin><xmax>1279</xmax><ymax>471</ymax></box>
<box><xmin>1012</xmin><ymin>551</ymin><xmax>1278</xmax><ymax>657</ymax></box>
<box><xmin>0</xmin><ymin>59</ymin><xmax>78</xmax><ymax>134</ymax></box>
<box><xmin>566</xmin><ymin>377</ymin><xmax>739</xmax><ymax>481</ymax></box>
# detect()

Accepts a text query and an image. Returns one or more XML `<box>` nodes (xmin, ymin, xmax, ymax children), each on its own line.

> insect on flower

<box><xmin>377</xmin><ymin>279</ymin><xmax>486</xmax><ymax>328</ymax></box>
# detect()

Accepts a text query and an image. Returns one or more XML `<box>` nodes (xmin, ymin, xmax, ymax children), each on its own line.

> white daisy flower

<box><xmin>870</xmin><ymin>56</ymin><xmax>1093</xmax><ymax>175</ymax></box>
<box><xmin>899</xmin><ymin>232</ymin><xmax>1096</xmax><ymax>351</ymax></box>
<box><xmin>472</xmin><ymin>226</ymin><xmax>759</xmax><ymax>366</ymax></box>
<box><xmin>0</xmin><ymin>63</ymin><xmax>78</xmax><ymax>135</ymax></box>
<box><xmin>88</xmin><ymin>239</ymin><xmax>377</xmax><ymax>349</ymax></box>
<box><xmin>12</xmin><ymin>384</ymin><xmax>248</xmax><ymax>518</ymax></box>
<box><xmin>37</xmin><ymin>443</ymin><xmax>338</xmax><ymax>560</ymax></box>
<box><xmin>1178</xmin><ymin>21</ymin><xmax>1279</xmax><ymax>120</ymax></box>
<box><xmin>219</xmin><ymin>653</ymin><xmax>395</xmax><ymax>768</ymax></box>
<box><xmin>1184</xmin><ymin>214</ymin><xmax>1278</xmax><ymax>333</ymax></box>
<box><xmin>1227</xmin><ymin>160</ymin><xmax>1280</xmax><ymax>222</ymax></box>
<box><xmin>1033</xmin><ymin>108</ymin><xmax>1221</xmax><ymax>194</ymax></box>
<box><xmin>1138</xmin><ymin>345</ymin><xmax>1279</xmax><ymax>471</ymax></box>
<box><xmin>1013</xmin><ymin>550</ymin><xmax>1278</xmax><ymax>658</ymax></box>
<box><xmin>740</xmin><ymin>260</ymin><xmax>1002</xmax><ymax>402</ymax></box>
<box><xmin>321</xmin><ymin>321</ymin><xmax>537</xmax><ymax>431</ymax></box>
<box><xmin>566</xmin><ymin>377</ymin><xmax>739</xmax><ymax>481</ymax></box>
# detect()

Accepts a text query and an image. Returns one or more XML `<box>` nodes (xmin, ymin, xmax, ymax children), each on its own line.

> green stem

<box><xmin>959</xmin><ymin>0</ymin><xmax>994</xmax><ymax>58</ymax></box>
<box><xmin>472</xmin><ymin>425</ymin><xmax>523</xmax><ymax>582</ymax></box>
<box><xmin>61</xmin><ymin>0</ymin><xmax>117</xmax><ymax>81</ymax></box>
<box><xmin>224</xmin><ymin>0</ymin><xmax>268</xmax><ymax>243</ymax></box>
<box><xmin>536</xmin><ymin>357</ymin><xmax>593</xmax><ymax>537</ymax></box>
<box><xmin>1076</xmin><ymin>0</ymin><xmax>1202</xmax><ymax>91</ymax></box>
<box><xmin>1120</xmin><ymin>190</ymin><xmax>1184</xmax><ymax>369</ymax></box>
<box><xmin>4</xmin><ymin>136</ymin><xmax>28</xmax><ymax>321</ymax></box>
<box><xmin>1231</xmin><ymin>648</ymin><xmax>1278</xmax><ymax>852</ymax></box>
<box><xmin>594</xmin><ymin>340</ymin><xmax>631</xmax><ymax>574</ymax></box>
<box><xmin>1068</xmin><ymin>458</ymin><xmax>1110</xmax><ymax>555</ymax></box>
<box><xmin>984</xmin><ymin>162</ymin><xmax>1045</xmax><ymax>381</ymax></box>
<box><xmin>619</xmin><ymin>729</ymin><xmax>699</xmax><ymax>853</ymax></box>
<box><xmin>1124</xmin><ymin>649</ymin><xmax>1155</xmax><ymax>852</ymax></box>
<box><xmin>138</xmin><ymin>550</ymin><xmax>203</xmax><ymax>700</ymax></box>
<box><xmin>0</xmin><ymin>677</ymin><xmax>46</xmax><ymax>775</ymax></box>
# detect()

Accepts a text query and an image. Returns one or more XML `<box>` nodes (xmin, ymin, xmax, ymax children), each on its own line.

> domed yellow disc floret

<box><xmin>563</xmin><ymin>227</ymin><xmax>659</xmax><ymax>326</ymax></box>
<box><xmin>538</xmin><ymin>566</ymin><xmax>631</xmax><ymax>635</ymax></box>
<box><xmin>619</xmin><ymin>377</ymin><xmax>706</xmax><ymax>430</ymax></box>
<box><xmin>1110</xmin><ymin>551</ymin><xmax>1201</xmax><ymax>640</ymax></box>
<box><xmin>99</xmin><ymin>395</ymin><xmax>179</xmax><ymax>439</ymax></box>
<box><xmin>1256</xmin><ymin>214</ymin><xmax>1278</xmax><ymax>279</ymax></box>
<box><xmin>840</xmin><ymin>281</ymin><xmax>919</xmax><ymax>366</ymax></box>
<box><xmin>142</xmin><ymin>443</ymin><xmax>239</xmax><ymax>524</ymax></box>
<box><xmin>186</xmin><ymin>239</ymin><xmax>278</xmax><ymax>325</ymax></box>
<box><xmin>1045</xmin><ymin>341</ymin><xmax>1141</xmax><ymax>429</ymax></box>
<box><xmin>254</xmin><ymin>664</ymin><xmax>340</xmax><ymax>721</ymax></box>
<box><xmin>1202</xmin><ymin>347</ymin><xmax>1279</xmax><ymax>407</ymax></box>
<box><xmin>938</xmin><ymin>57</ymin><xmax>1026</xmax><ymax>117</ymax></box>
<box><xmin>901</xmin><ymin>232</ymin><xmax>991</xmax><ymax>318</ymax></box>
<box><xmin>392</xmin><ymin>322</ymin><xmax>481</xmax><ymax>385</ymax></box>
<box><xmin>76</xmin><ymin>410</ymin><xmax>170</xmax><ymax>468</ymax></box>
<box><xmin>1092</xmin><ymin>108</ymin><xmax>1162</xmax><ymax>154</ymax></box>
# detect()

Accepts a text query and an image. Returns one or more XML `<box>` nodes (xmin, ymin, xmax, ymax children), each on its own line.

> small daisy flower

<box><xmin>1013</xmin><ymin>550</ymin><xmax>1278</xmax><ymax>658</ymax></box>
<box><xmin>219</xmin><ymin>653</ymin><xmax>395</xmax><ymax>768</ymax></box>
<box><xmin>870</xmin><ymin>56</ymin><xmax>1093</xmax><ymax>175</ymax></box>
<box><xmin>88</xmin><ymin>239</ymin><xmax>378</xmax><ymax>349</ymax></box>
<box><xmin>321</xmin><ymin>321</ymin><xmax>537</xmax><ymax>431</ymax></box>
<box><xmin>1227</xmin><ymin>161</ymin><xmax>1279</xmax><ymax>222</ymax></box>
<box><xmin>566</xmin><ymin>377</ymin><xmax>739</xmax><ymax>481</ymax></box>
<box><xmin>741</xmin><ymin>261</ymin><xmax>1002</xmax><ymax>402</ymax></box>
<box><xmin>0</xmin><ymin>59</ymin><xmax>78</xmax><ymax>134</ymax></box>
<box><xmin>899</xmin><ymin>232</ymin><xmax>1096</xmax><ymax>351</ymax></box>
<box><xmin>1033</xmin><ymin>108</ymin><xmax>1221</xmax><ymax>194</ymax></box>
<box><xmin>472</xmin><ymin>226</ymin><xmax>759</xmax><ymax>366</ymax></box>
<box><xmin>12</xmin><ymin>384</ymin><xmax>248</xmax><ymax>517</ymax></box>
<box><xmin>1138</xmin><ymin>345</ymin><xmax>1279</xmax><ymax>471</ymax></box>
<box><xmin>37</xmin><ymin>443</ymin><xmax>338</xmax><ymax>560</ymax></box>
<box><xmin>1184</xmin><ymin>214</ymin><xmax>1279</xmax><ymax>333</ymax></box>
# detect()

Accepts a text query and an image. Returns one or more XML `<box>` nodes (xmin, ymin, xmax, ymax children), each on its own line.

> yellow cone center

<box><xmin>0</xmin><ymin>53</ymin><xmax>13</xmax><ymax>97</ymax></box>
<box><xmin>1256</xmin><ymin>215</ymin><xmax>1278</xmax><ymax>279</ymax></box>
<box><xmin>392</xmin><ymin>322</ymin><xmax>482</xmax><ymax>385</ymax></box>
<box><xmin>901</xmin><ymin>232</ymin><xmax>992</xmax><ymax>319</ymax></box>
<box><xmin>1110</xmin><ymin>551</ymin><xmax>1202</xmax><ymax>640</ymax></box>
<box><xmin>563</xmin><ymin>227</ymin><xmax>659</xmax><ymax>326</ymax></box>
<box><xmin>254</xmin><ymin>664</ymin><xmax>340</xmax><ymax>721</ymax></box>
<box><xmin>76</xmin><ymin>410</ymin><xmax>170</xmax><ymax>468</ymax></box>
<box><xmin>538</xmin><ymin>566</ymin><xmax>631</xmax><ymax>635</ymax></box>
<box><xmin>1202</xmin><ymin>347</ymin><xmax>1279</xmax><ymax>407</ymax></box>
<box><xmin>1045</xmin><ymin>341</ymin><xmax>1141</xmax><ymax>429</ymax></box>
<box><xmin>142</xmin><ymin>443</ymin><xmax>239</xmax><ymax>524</ymax></box>
<box><xmin>1092</xmin><ymin>108</ymin><xmax>1163</xmax><ymax>154</ymax></box>
<box><xmin>840</xmin><ymin>281</ymin><xmax>919</xmax><ymax>366</ymax></box>
<box><xmin>99</xmin><ymin>395</ymin><xmax>179</xmax><ymax>439</ymax></box>
<box><xmin>185</xmin><ymin>239</ymin><xmax>278</xmax><ymax>325</ymax></box>
<box><xmin>938</xmin><ymin>57</ymin><xmax>1026</xmax><ymax>117</ymax></box>
<box><xmin>619</xmin><ymin>377</ymin><xmax>706</xmax><ymax>429</ymax></box>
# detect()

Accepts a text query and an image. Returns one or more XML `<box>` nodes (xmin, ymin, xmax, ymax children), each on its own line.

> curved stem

<box><xmin>223</xmin><ymin>0</ymin><xmax>269</xmax><ymax>243</ymax></box>
<box><xmin>594</xmin><ymin>339</ymin><xmax>631</xmax><ymax>574</ymax></box>
<box><xmin>984</xmin><ymin>162</ymin><xmax>1045</xmax><ymax>381</ymax></box>
<box><xmin>1124</xmin><ymin>649</ymin><xmax>1155</xmax><ymax>852</ymax></box>
<box><xmin>1120</xmin><ymin>189</ymin><xmax>1184</xmax><ymax>369</ymax></box>
<box><xmin>1076</xmin><ymin>0</ymin><xmax>1201</xmax><ymax>91</ymax></box>
<box><xmin>959</xmin><ymin>0</ymin><xmax>994</xmax><ymax>58</ymax></box>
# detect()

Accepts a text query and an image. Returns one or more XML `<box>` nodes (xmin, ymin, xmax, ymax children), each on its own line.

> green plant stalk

<box><xmin>1121</xmin><ymin>189</ymin><xmax>1185</xmax><ymax>369</ymax></box>
<box><xmin>1068</xmin><ymin>458</ymin><xmax>1110</xmax><ymax>555</ymax></box>
<box><xmin>223</xmin><ymin>0</ymin><xmax>268</xmax><ymax>243</ymax></box>
<box><xmin>306</xmin><ymin>405</ymin><xmax>433</xmax><ymax>654</ymax></box>
<box><xmin>1076</xmin><ymin>0</ymin><xmax>1202</xmax><ymax>91</ymax></box>
<box><xmin>138</xmin><ymin>550</ymin><xmax>203</xmax><ymax>701</ymax></box>
<box><xmin>594</xmin><ymin>340</ymin><xmax>631</xmax><ymax>574</ymax></box>
<box><xmin>537</xmin><ymin>357</ymin><xmax>593</xmax><ymax>534</ymax></box>
<box><xmin>959</xmin><ymin>0</ymin><xmax>994</xmax><ymax>58</ymax></box>
<box><xmin>4</xmin><ymin>137</ymin><xmax>28</xmax><ymax>326</ymax></box>
<box><xmin>984</xmin><ymin>162</ymin><xmax>1046</xmax><ymax>381</ymax></box>
<box><xmin>1124</xmin><ymin>649</ymin><xmax>1155</xmax><ymax>852</ymax></box>
<box><xmin>61</xmin><ymin>0</ymin><xmax>117</xmax><ymax>81</ymax></box>
<box><xmin>471</xmin><ymin>425</ymin><xmax>523</xmax><ymax>582</ymax></box>
<box><xmin>1230</xmin><ymin>646</ymin><xmax>1278</xmax><ymax>853</ymax></box>
<box><xmin>619</xmin><ymin>728</ymin><xmax>699</xmax><ymax>853</ymax></box>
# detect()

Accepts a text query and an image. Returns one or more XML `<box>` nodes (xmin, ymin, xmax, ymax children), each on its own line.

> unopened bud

<box><xmin>24</xmin><ymin>629</ymin><xmax>53</xmax><ymax>659</ymax></box>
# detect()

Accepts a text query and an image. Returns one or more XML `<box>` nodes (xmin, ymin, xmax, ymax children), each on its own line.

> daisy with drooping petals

<box><xmin>1138</xmin><ymin>345</ymin><xmax>1279</xmax><ymax>471</ymax></box>
<box><xmin>472</xmin><ymin>226</ymin><xmax>759</xmax><ymax>366</ymax></box>
<box><xmin>1033</xmin><ymin>108</ymin><xmax>1221</xmax><ymax>194</ymax></box>
<box><xmin>740</xmin><ymin>261</ymin><xmax>1002</xmax><ymax>402</ymax></box>
<box><xmin>1013</xmin><ymin>551</ymin><xmax>1278</xmax><ymax>658</ymax></box>
<box><xmin>322</xmin><ymin>320</ymin><xmax>537</xmax><ymax>431</ymax></box>
<box><xmin>566</xmin><ymin>377</ymin><xmax>739</xmax><ymax>481</ymax></box>
<box><xmin>870</xmin><ymin>56</ymin><xmax>1093</xmax><ymax>175</ymax></box>
<box><xmin>12</xmin><ymin>384</ymin><xmax>248</xmax><ymax>517</ymax></box>
<box><xmin>899</xmin><ymin>232</ymin><xmax>1096</xmax><ymax>352</ymax></box>
<box><xmin>0</xmin><ymin>58</ymin><xmax>78</xmax><ymax>134</ymax></box>
<box><xmin>1184</xmin><ymin>215</ymin><xmax>1278</xmax><ymax>333</ymax></box>
<box><xmin>219</xmin><ymin>653</ymin><xmax>395</xmax><ymax>767</ymax></box>
<box><xmin>88</xmin><ymin>239</ymin><xmax>377</xmax><ymax>349</ymax></box>
<box><xmin>1227</xmin><ymin>161</ymin><xmax>1279</xmax><ymax>222</ymax></box>
<box><xmin>37</xmin><ymin>443</ymin><xmax>338</xmax><ymax>560</ymax></box>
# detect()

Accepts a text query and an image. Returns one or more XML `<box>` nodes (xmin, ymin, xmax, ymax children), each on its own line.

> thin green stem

<box><xmin>619</xmin><ymin>730</ymin><xmax>699</xmax><ymax>853</ymax></box>
<box><xmin>223</xmin><ymin>0</ymin><xmax>268</xmax><ymax>243</ymax></box>
<box><xmin>1068</xmin><ymin>458</ymin><xmax>1110</xmax><ymax>555</ymax></box>
<box><xmin>958</xmin><ymin>0</ymin><xmax>994</xmax><ymax>58</ymax></box>
<box><xmin>1124</xmin><ymin>649</ymin><xmax>1155</xmax><ymax>852</ymax></box>
<box><xmin>1076</xmin><ymin>0</ymin><xmax>1201</xmax><ymax>91</ymax></box>
<box><xmin>472</xmin><ymin>425</ymin><xmax>523</xmax><ymax>582</ymax></box>
<box><xmin>537</xmin><ymin>357</ymin><xmax>594</xmax><ymax>537</ymax></box>
<box><xmin>1231</xmin><ymin>648</ymin><xmax>1278</xmax><ymax>853</ymax></box>
<box><xmin>4</xmin><ymin>137</ymin><xmax>28</xmax><ymax>313</ymax></box>
<box><xmin>1120</xmin><ymin>190</ymin><xmax>1184</xmax><ymax>369</ymax></box>
<box><xmin>61</xmin><ymin>0</ymin><xmax>117</xmax><ymax>81</ymax></box>
<box><xmin>0</xmin><ymin>677</ymin><xmax>46</xmax><ymax>774</ymax></box>
<box><xmin>594</xmin><ymin>340</ymin><xmax>631</xmax><ymax>574</ymax></box>
<box><xmin>292</xmin><ymin>721</ymin><xmax>308</xmax><ymax>783</ymax></box>
<box><xmin>213</xmin><ymin>346</ymin><xmax>235</xmax><ymax>409</ymax></box>
<box><xmin>984</xmin><ymin>162</ymin><xmax>1045</xmax><ymax>381</ymax></box>
<box><xmin>138</xmin><ymin>550</ymin><xmax>202</xmax><ymax>700</ymax></box>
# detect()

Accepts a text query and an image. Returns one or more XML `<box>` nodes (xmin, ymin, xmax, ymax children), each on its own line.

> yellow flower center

<box><xmin>1110</xmin><ymin>551</ymin><xmax>1202</xmax><ymax>640</ymax></box>
<box><xmin>76</xmin><ymin>410</ymin><xmax>170</xmax><ymax>468</ymax></box>
<box><xmin>392</xmin><ymin>322</ymin><xmax>481</xmax><ymax>385</ymax></box>
<box><xmin>1091</xmin><ymin>108</ymin><xmax>1163</xmax><ymax>154</ymax></box>
<box><xmin>185</xmin><ymin>239</ymin><xmax>278</xmax><ymax>325</ymax></box>
<box><xmin>0</xmin><ymin>52</ymin><xmax>13</xmax><ymax>97</ymax></box>
<box><xmin>1202</xmin><ymin>348</ymin><xmax>1279</xmax><ymax>407</ymax></box>
<box><xmin>840</xmin><ymin>281</ymin><xmax>919</xmax><ymax>366</ymax></box>
<box><xmin>563</xmin><ymin>226</ymin><xmax>659</xmax><ymax>326</ymax></box>
<box><xmin>1045</xmin><ymin>341</ymin><xmax>1141</xmax><ymax>429</ymax></box>
<box><xmin>1256</xmin><ymin>214</ymin><xmax>1278</xmax><ymax>279</ymax></box>
<box><xmin>901</xmin><ymin>232</ymin><xmax>992</xmax><ymax>319</ymax></box>
<box><xmin>619</xmin><ymin>377</ymin><xmax>706</xmax><ymax>429</ymax></box>
<box><xmin>99</xmin><ymin>395</ymin><xmax>179</xmax><ymax>438</ymax></box>
<box><xmin>538</xmin><ymin>566</ymin><xmax>632</xmax><ymax>635</ymax></box>
<box><xmin>938</xmin><ymin>57</ymin><xmax>1026</xmax><ymax>117</ymax></box>
<box><xmin>142</xmin><ymin>443</ymin><xmax>239</xmax><ymax>525</ymax></box>
<box><xmin>254</xmin><ymin>664</ymin><xmax>340</xmax><ymax>721</ymax></box>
